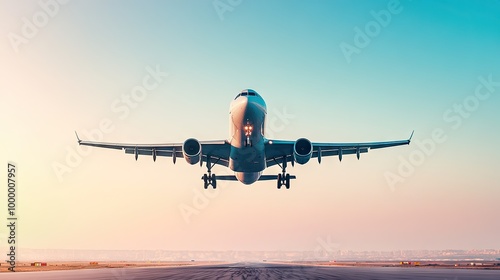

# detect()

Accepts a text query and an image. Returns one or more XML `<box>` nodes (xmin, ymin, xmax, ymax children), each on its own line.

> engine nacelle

<box><xmin>182</xmin><ymin>138</ymin><xmax>201</xmax><ymax>165</ymax></box>
<box><xmin>293</xmin><ymin>138</ymin><xmax>313</xmax><ymax>165</ymax></box>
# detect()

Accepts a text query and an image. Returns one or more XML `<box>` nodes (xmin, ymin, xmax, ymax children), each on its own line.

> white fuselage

<box><xmin>228</xmin><ymin>93</ymin><xmax>267</xmax><ymax>184</ymax></box>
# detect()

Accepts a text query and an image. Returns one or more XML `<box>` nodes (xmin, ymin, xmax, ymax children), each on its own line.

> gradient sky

<box><xmin>1</xmin><ymin>0</ymin><xmax>500</xmax><ymax>254</ymax></box>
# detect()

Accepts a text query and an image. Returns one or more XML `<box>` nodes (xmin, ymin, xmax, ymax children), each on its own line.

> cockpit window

<box><xmin>234</xmin><ymin>92</ymin><xmax>248</xmax><ymax>99</ymax></box>
<box><xmin>235</xmin><ymin>89</ymin><xmax>258</xmax><ymax>99</ymax></box>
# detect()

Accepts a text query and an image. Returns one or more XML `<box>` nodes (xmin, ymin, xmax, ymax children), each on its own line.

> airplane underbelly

<box><xmin>235</xmin><ymin>172</ymin><xmax>262</xmax><ymax>185</ymax></box>
<box><xmin>229</xmin><ymin>146</ymin><xmax>266</xmax><ymax>172</ymax></box>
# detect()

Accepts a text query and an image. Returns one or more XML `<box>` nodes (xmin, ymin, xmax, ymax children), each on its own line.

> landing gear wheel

<box><xmin>203</xmin><ymin>174</ymin><xmax>208</xmax><ymax>189</ymax></box>
<box><xmin>285</xmin><ymin>174</ymin><xmax>290</xmax><ymax>189</ymax></box>
<box><xmin>277</xmin><ymin>173</ymin><xmax>282</xmax><ymax>189</ymax></box>
<box><xmin>211</xmin><ymin>174</ymin><xmax>217</xmax><ymax>189</ymax></box>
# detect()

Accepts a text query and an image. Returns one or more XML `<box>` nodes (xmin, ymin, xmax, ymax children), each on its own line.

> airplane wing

<box><xmin>75</xmin><ymin>132</ymin><xmax>231</xmax><ymax>167</ymax></box>
<box><xmin>265</xmin><ymin>131</ymin><xmax>413</xmax><ymax>167</ymax></box>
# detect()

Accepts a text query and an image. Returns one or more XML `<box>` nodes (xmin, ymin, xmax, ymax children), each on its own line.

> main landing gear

<box><xmin>202</xmin><ymin>156</ymin><xmax>218</xmax><ymax>189</ymax></box>
<box><xmin>276</xmin><ymin>158</ymin><xmax>292</xmax><ymax>189</ymax></box>
<box><xmin>202</xmin><ymin>173</ymin><xmax>216</xmax><ymax>189</ymax></box>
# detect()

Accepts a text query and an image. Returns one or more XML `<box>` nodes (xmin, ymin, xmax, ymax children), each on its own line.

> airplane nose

<box><xmin>231</xmin><ymin>96</ymin><xmax>248</xmax><ymax>113</ymax></box>
<box><xmin>235</xmin><ymin>95</ymin><xmax>248</xmax><ymax>104</ymax></box>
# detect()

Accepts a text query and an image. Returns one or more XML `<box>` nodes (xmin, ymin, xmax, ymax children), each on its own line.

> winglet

<box><xmin>408</xmin><ymin>130</ymin><xmax>414</xmax><ymax>144</ymax></box>
<box><xmin>75</xmin><ymin>131</ymin><xmax>81</xmax><ymax>144</ymax></box>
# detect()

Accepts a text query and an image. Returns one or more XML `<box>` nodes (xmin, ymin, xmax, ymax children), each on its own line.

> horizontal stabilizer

<box><xmin>214</xmin><ymin>175</ymin><xmax>238</xmax><ymax>181</ymax></box>
<box><xmin>213</xmin><ymin>175</ymin><xmax>297</xmax><ymax>181</ymax></box>
<box><xmin>259</xmin><ymin>175</ymin><xmax>296</xmax><ymax>181</ymax></box>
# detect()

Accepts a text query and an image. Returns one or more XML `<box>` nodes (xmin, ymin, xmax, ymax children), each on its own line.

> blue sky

<box><xmin>1</xmin><ymin>0</ymin><xmax>500</xmax><ymax>254</ymax></box>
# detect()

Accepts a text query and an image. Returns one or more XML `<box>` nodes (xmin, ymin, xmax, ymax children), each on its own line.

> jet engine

<box><xmin>293</xmin><ymin>138</ymin><xmax>313</xmax><ymax>164</ymax></box>
<box><xmin>182</xmin><ymin>138</ymin><xmax>201</xmax><ymax>165</ymax></box>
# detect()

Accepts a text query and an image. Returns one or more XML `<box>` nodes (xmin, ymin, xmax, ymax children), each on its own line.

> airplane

<box><xmin>76</xmin><ymin>89</ymin><xmax>413</xmax><ymax>189</ymax></box>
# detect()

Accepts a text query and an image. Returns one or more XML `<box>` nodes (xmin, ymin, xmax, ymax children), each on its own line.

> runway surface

<box><xmin>2</xmin><ymin>262</ymin><xmax>499</xmax><ymax>280</ymax></box>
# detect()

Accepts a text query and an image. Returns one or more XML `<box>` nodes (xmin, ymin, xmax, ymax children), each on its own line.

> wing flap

<box><xmin>124</xmin><ymin>148</ymin><xmax>184</xmax><ymax>157</ymax></box>
<box><xmin>314</xmin><ymin>147</ymin><xmax>369</xmax><ymax>157</ymax></box>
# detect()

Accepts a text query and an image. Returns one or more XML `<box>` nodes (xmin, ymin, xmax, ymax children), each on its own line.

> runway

<box><xmin>2</xmin><ymin>262</ymin><xmax>499</xmax><ymax>280</ymax></box>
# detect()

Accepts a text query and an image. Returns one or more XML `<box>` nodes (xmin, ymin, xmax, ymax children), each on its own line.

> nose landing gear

<box><xmin>244</xmin><ymin>122</ymin><xmax>253</xmax><ymax>147</ymax></box>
